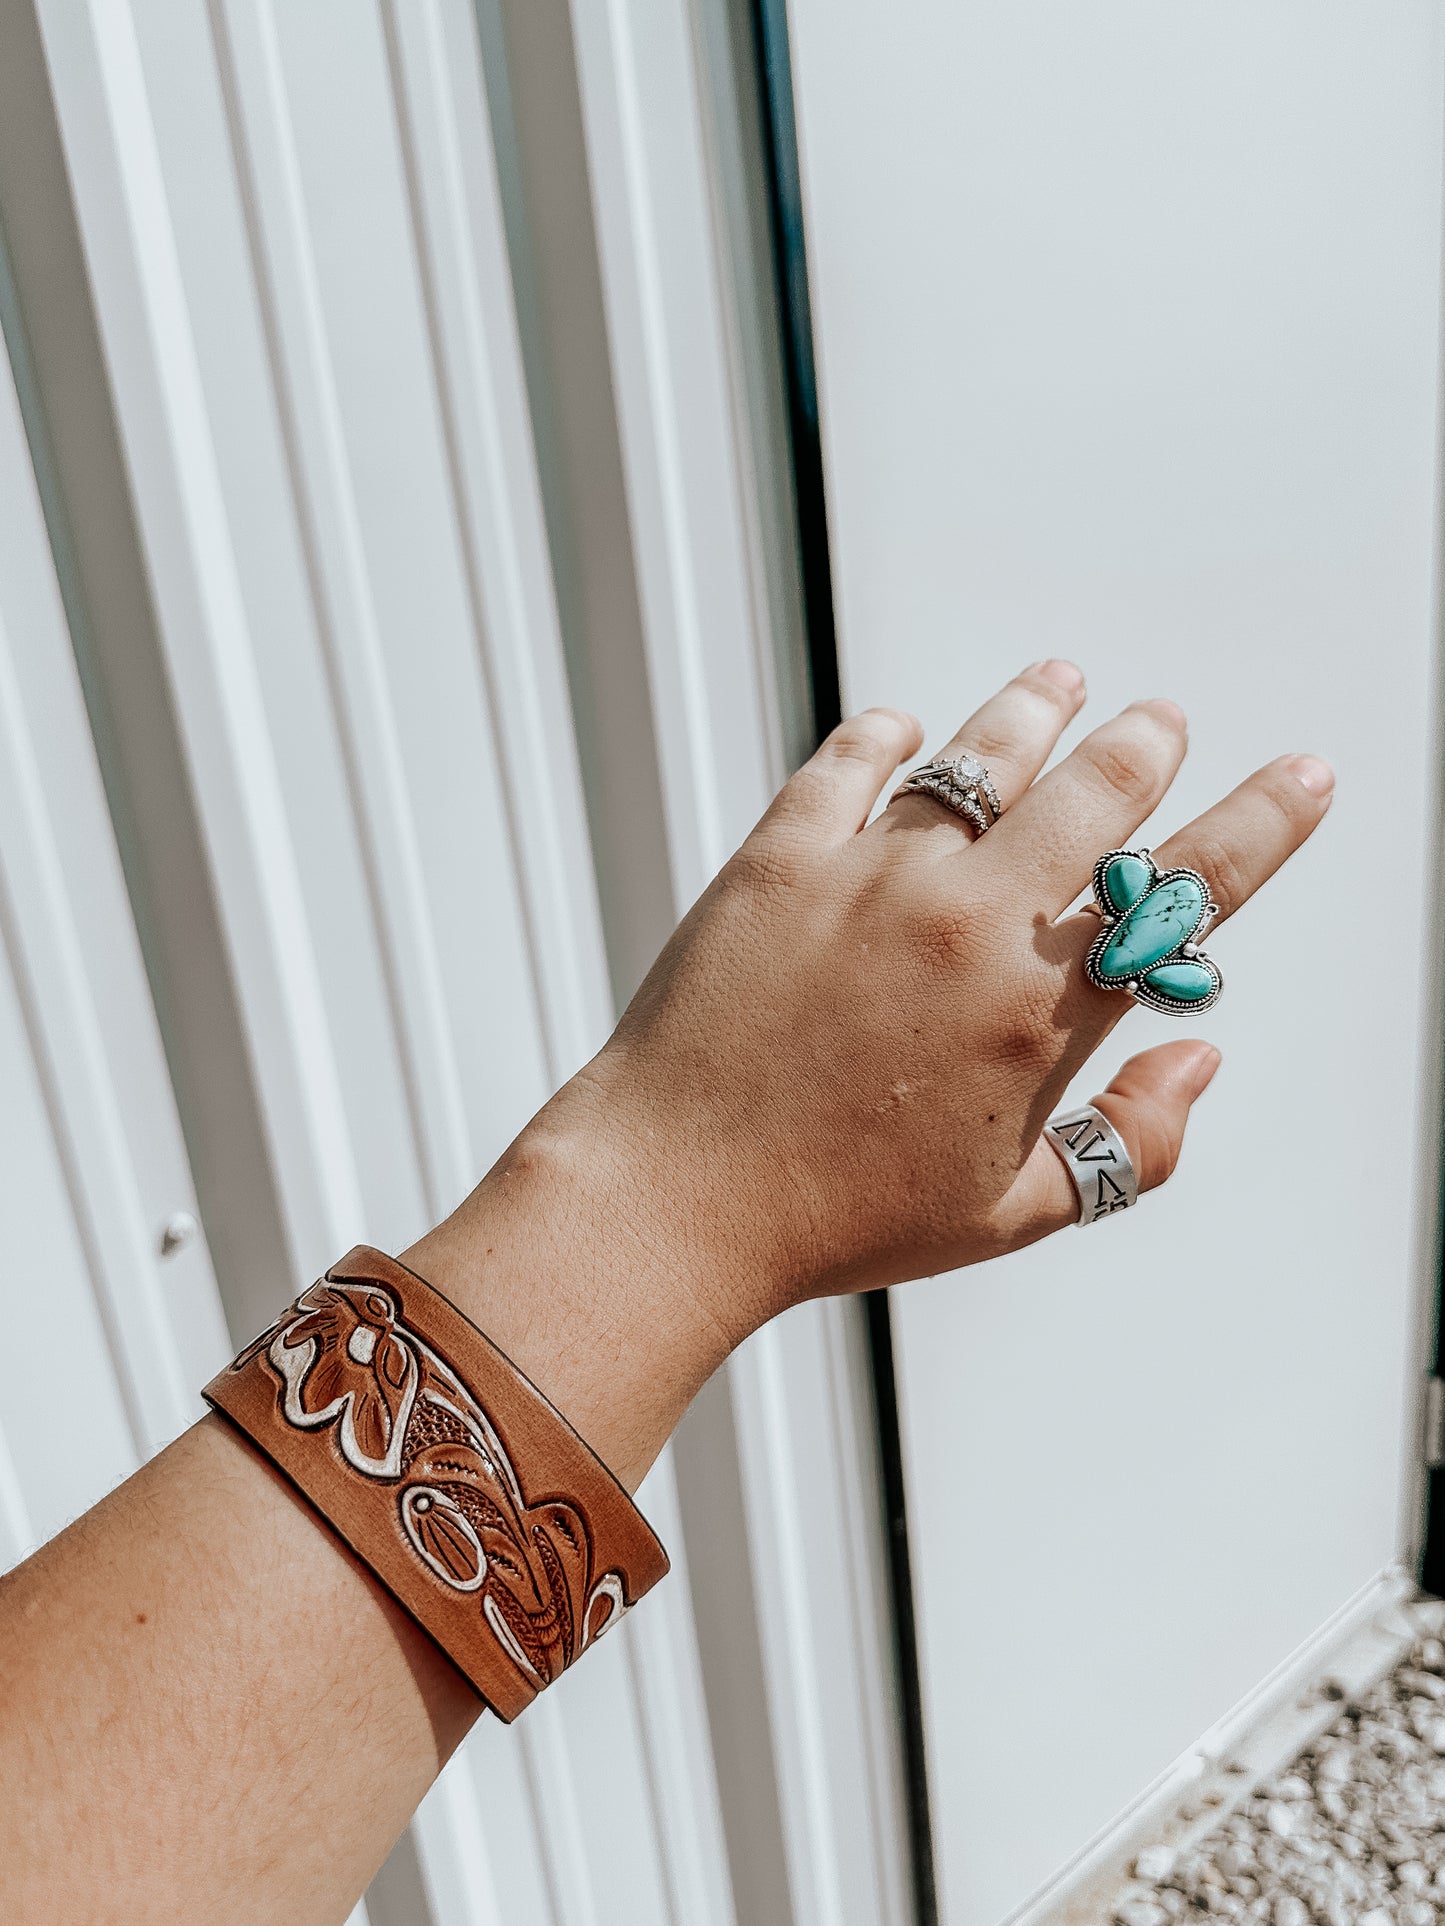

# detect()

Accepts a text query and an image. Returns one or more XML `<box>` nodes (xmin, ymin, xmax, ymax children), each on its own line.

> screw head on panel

<box><xmin>158</xmin><ymin>1211</ymin><xmax>198</xmax><ymax>1259</ymax></box>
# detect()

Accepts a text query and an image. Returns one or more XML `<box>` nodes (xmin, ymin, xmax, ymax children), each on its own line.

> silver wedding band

<box><xmin>888</xmin><ymin>750</ymin><xmax>1004</xmax><ymax>834</ymax></box>
<box><xmin>1044</xmin><ymin>1104</ymin><xmax>1139</xmax><ymax>1227</ymax></box>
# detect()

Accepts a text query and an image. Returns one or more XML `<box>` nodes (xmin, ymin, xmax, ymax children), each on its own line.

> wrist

<box><xmin>400</xmin><ymin>1090</ymin><xmax>744</xmax><ymax>1490</ymax></box>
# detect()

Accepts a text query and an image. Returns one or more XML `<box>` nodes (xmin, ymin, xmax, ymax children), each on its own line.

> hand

<box><xmin>411</xmin><ymin>663</ymin><xmax>1333</xmax><ymax>1484</ymax></box>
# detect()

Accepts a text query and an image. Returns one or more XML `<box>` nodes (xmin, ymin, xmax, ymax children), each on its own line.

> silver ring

<box><xmin>1044</xmin><ymin>1104</ymin><xmax>1139</xmax><ymax>1226</ymax></box>
<box><xmin>1082</xmin><ymin>848</ymin><xmax>1224</xmax><ymax>1016</ymax></box>
<box><xmin>888</xmin><ymin>750</ymin><xmax>1004</xmax><ymax>834</ymax></box>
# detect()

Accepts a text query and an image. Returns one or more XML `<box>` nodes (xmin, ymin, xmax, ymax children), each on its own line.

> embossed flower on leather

<box><xmin>236</xmin><ymin>1280</ymin><xmax>626</xmax><ymax>1685</ymax></box>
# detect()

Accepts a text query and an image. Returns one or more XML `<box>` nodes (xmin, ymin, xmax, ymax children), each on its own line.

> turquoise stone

<box><xmin>1101</xmin><ymin>853</ymin><xmax>1154</xmax><ymax>916</ymax></box>
<box><xmin>1142</xmin><ymin>960</ymin><xmax>1217</xmax><ymax>1004</ymax></box>
<box><xmin>1095</xmin><ymin>876</ymin><xmax>1206</xmax><ymax>980</ymax></box>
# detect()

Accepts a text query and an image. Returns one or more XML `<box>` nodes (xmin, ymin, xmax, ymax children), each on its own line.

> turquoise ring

<box><xmin>1082</xmin><ymin>848</ymin><xmax>1223</xmax><ymax>1016</ymax></box>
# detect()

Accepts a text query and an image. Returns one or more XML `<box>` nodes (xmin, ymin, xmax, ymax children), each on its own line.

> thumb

<box><xmin>1003</xmin><ymin>1039</ymin><xmax>1221</xmax><ymax>1247</ymax></box>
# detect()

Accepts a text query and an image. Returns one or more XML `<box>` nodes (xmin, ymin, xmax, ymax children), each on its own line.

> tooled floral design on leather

<box><xmin>235</xmin><ymin>1279</ymin><xmax>627</xmax><ymax>1685</ymax></box>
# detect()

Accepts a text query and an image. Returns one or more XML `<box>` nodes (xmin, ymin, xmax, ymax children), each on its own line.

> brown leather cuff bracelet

<box><xmin>204</xmin><ymin>1245</ymin><xmax>669</xmax><ymax>1721</ymax></box>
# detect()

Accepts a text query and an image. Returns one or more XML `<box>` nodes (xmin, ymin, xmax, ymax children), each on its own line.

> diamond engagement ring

<box><xmin>889</xmin><ymin>750</ymin><xmax>1004</xmax><ymax>835</ymax></box>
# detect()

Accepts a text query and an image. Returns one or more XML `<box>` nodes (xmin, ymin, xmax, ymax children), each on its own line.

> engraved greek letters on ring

<box><xmin>1050</xmin><ymin>1112</ymin><xmax>1129</xmax><ymax>1217</ymax></box>
<box><xmin>238</xmin><ymin>1279</ymin><xmax>631</xmax><ymax>1685</ymax></box>
<box><xmin>1044</xmin><ymin>1103</ymin><xmax>1139</xmax><ymax>1227</ymax></box>
<box><xmin>1089</xmin><ymin>1167</ymin><xmax>1131</xmax><ymax>1218</ymax></box>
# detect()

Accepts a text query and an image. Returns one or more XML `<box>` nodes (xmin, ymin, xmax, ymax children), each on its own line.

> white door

<box><xmin>786</xmin><ymin>4</ymin><xmax>1445</xmax><ymax>1919</ymax></box>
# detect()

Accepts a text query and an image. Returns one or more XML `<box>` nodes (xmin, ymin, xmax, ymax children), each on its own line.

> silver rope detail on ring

<box><xmin>889</xmin><ymin>750</ymin><xmax>1003</xmax><ymax>834</ymax></box>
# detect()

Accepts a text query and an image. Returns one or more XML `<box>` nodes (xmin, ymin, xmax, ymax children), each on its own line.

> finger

<box><xmin>1135</xmin><ymin>752</ymin><xmax>1334</xmax><ymax>928</ymax></box>
<box><xmin>994</xmin><ymin>1039</ymin><xmax>1221</xmax><ymax>1251</ymax></box>
<box><xmin>973</xmin><ymin>699</ymin><xmax>1190</xmax><ymax>912</ymax></box>
<box><xmin>1049</xmin><ymin>752</ymin><xmax>1335</xmax><ymax>1023</ymax></box>
<box><xmin>759</xmin><ymin>709</ymin><xmax>924</xmax><ymax>845</ymax></box>
<box><xmin>877</xmin><ymin>660</ymin><xmax>1086</xmax><ymax>843</ymax></box>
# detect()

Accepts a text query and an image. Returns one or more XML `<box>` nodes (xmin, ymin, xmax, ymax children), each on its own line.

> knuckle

<box><xmin>988</xmin><ymin>973</ymin><xmax>1062</xmax><ymax>1073</ymax></box>
<box><xmin>958</xmin><ymin>717</ymin><xmax>1023</xmax><ymax>770</ymax></box>
<box><xmin>992</xmin><ymin>1016</ymin><xmax>1053</xmax><ymax>1074</ymax></box>
<box><xmin>906</xmin><ymin>889</ymin><xmax>1014</xmax><ymax>978</ymax></box>
<box><xmin>824</xmin><ymin>715</ymin><xmax>893</xmax><ymax>768</ymax></box>
<box><xmin>958</xmin><ymin>679</ymin><xmax>1070</xmax><ymax>767</ymax></box>
<box><xmin>1139</xmin><ymin>1112</ymin><xmax>1186</xmax><ymax>1191</ymax></box>
<box><xmin>1080</xmin><ymin>728</ymin><xmax>1161</xmax><ymax>808</ymax></box>
<box><xmin>1255</xmin><ymin>765</ymin><xmax>1316</xmax><ymax>832</ymax></box>
<box><xmin>725</xmin><ymin>828</ymin><xmax>810</xmax><ymax>897</ymax></box>
<box><xmin>1186</xmin><ymin>835</ymin><xmax>1249</xmax><ymax>918</ymax></box>
<box><xmin>826</xmin><ymin>733</ymin><xmax>878</xmax><ymax>770</ymax></box>
<box><xmin>1017</xmin><ymin>666</ymin><xmax>1077</xmax><ymax>714</ymax></box>
<box><xmin>912</xmin><ymin>902</ymin><xmax>980</xmax><ymax>974</ymax></box>
<box><xmin>961</xmin><ymin>723</ymin><xmax>1011</xmax><ymax>764</ymax></box>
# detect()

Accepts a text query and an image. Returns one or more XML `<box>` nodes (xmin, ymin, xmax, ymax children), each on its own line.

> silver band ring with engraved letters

<box><xmin>1044</xmin><ymin>1104</ymin><xmax>1139</xmax><ymax>1227</ymax></box>
<box><xmin>888</xmin><ymin>751</ymin><xmax>1004</xmax><ymax>835</ymax></box>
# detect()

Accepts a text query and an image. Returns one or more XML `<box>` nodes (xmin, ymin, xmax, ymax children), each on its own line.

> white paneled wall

<box><xmin>0</xmin><ymin>242</ymin><xmax>231</xmax><ymax>1556</ymax></box>
<box><xmin>26</xmin><ymin>1</ymin><xmax>733</xmax><ymax>1919</ymax></box>
<box><xmin>0</xmin><ymin>1</ymin><xmax>913</xmax><ymax>1921</ymax></box>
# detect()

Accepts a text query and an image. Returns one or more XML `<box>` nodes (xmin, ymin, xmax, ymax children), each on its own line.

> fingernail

<box><xmin>1130</xmin><ymin>697</ymin><xmax>1188</xmax><ymax>729</ymax></box>
<box><xmin>1189</xmin><ymin>1044</ymin><xmax>1222</xmax><ymax>1100</ymax></box>
<box><xmin>1283</xmin><ymin>753</ymin><xmax>1334</xmax><ymax>798</ymax></box>
<box><xmin>1036</xmin><ymin>658</ymin><xmax>1084</xmax><ymax>693</ymax></box>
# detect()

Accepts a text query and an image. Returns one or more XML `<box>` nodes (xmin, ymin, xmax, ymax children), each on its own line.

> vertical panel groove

<box><xmin>36</xmin><ymin>0</ymin><xmax>369</xmax><ymax>1265</ymax></box>
<box><xmin>206</xmin><ymin>0</ymin><xmax>475</xmax><ymax>1216</ymax></box>
<box><xmin>381</xmin><ymin>0</ymin><xmax>611</xmax><ymax>1089</ymax></box>
<box><xmin>0</xmin><ymin>579</ymin><xmax>190</xmax><ymax>1452</ymax></box>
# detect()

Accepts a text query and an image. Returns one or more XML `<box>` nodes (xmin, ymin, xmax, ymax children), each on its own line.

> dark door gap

<box><xmin>745</xmin><ymin>5</ymin><xmax>940</xmax><ymax>1918</ymax></box>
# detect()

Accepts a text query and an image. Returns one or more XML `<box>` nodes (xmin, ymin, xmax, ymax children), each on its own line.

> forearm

<box><xmin>0</xmin><ymin>1106</ymin><xmax>725</xmax><ymax>1925</ymax></box>
<box><xmin>403</xmin><ymin>1074</ymin><xmax>750</xmax><ymax>1492</ymax></box>
<box><xmin>0</xmin><ymin>1419</ymin><xmax>457</xmax><ymax>1920</ymax></box>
